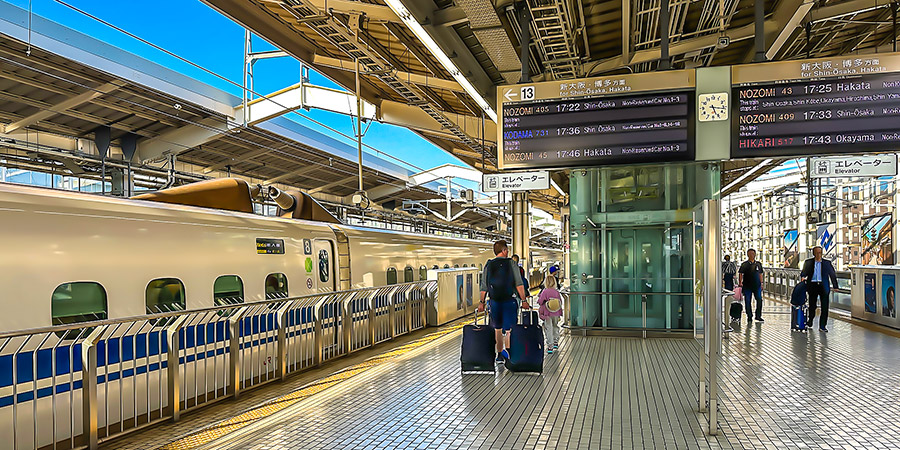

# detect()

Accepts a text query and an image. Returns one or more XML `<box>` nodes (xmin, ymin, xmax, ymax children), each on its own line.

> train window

<box><xmin>51</xmin><ymin>282</ymin><xmax>108</xmax><ymax>325</ymax></box>
<box><xmin>214</xmin><ymin>275</ymin><xmax>244</xmax><ymax>306</ymax></box>
<box><xmin>265</xmin><ymin>273</ymin><xmax>288</xmax><ymax>299</ymax></box>
<box><xmin>386</xmin><ymin>267</ymin><xmax>398</xmax><ymax>285</ymax></box>
<box><xmin>443</xmin><ymin>264</ymin><xmax>450</xmax><ymax>269</ymax></box>
<box><xmin>419</xmin><ymin>265</ymin><xmax>427</xmax><ymax>281</ymax></box>
<box><xmin>146</xmin><ymin>278</ymin><xmax>186</xmax><ymax>314</ymax></box>
<box><xmin>404</xmin><ymin>266</ymin><xmax>414</xmax><ymax>283</ymax></box>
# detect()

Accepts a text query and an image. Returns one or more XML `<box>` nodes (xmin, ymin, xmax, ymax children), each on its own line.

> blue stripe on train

<box><xmin>0</xmin><ymin>310</ymin><xmax>319</xmax><ymax>389</ymax></box>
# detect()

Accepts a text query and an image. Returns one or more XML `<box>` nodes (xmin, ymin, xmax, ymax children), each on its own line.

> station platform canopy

<box><xmin>201</xmin><ymin>0</ymin><xmax>900</xmax><ymax>195</ymax></box>
<box><xmin>0</xmin><ymin>2</ymin><xmax>511</xmax><ymax>229</ymax></box>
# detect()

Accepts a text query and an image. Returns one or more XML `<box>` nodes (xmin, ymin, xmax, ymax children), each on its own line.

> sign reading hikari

<box><xmin>256</xmin><ymin>238</ymin><xmax>285</xmax><ymax>255</ymax></box>
<box><xmin>733</xmin><ymin>52</ymin><xmax>900</xmax><ymax>158</ymax></box>
<box><xmin>497</xmin><ymin>70</ymin><xmax>696</xmax><ymax>170</ymax></box>
<box><xmin>810</xmin><ymin>154</ymin><xmax>898</xmax><ymax>178</ymax></box>
<box><xmin>482</xmin><ymin>171</ymin><xmax>550</xmax><ymax>192</ymax></box>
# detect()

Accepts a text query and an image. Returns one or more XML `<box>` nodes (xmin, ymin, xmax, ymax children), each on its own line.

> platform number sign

<box><xmin>303</xmin><ymin>239</ymin><xmax>312</xmax><ymax>255</ymax></box>
<box><xmin>521</xmin><ymin>86</ymin><xmax>535</xmax><ymax>101</ymax></box>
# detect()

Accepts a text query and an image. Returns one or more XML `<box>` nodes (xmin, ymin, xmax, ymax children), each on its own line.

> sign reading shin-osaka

<box><xmin>733</xmin><ymin>53</ymin><xmax>900</xmax><ymax>158</ymax></box>
<box><xmin>497</xmin><ymin>70</ymin><xmax>696</xmax><ymax>170</ymax></box>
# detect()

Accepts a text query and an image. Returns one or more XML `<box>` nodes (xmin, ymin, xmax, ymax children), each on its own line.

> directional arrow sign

<box><xmin>503</xmin><ymin>88</ymin><xmax>517</xmax><ymax>102</ymax></box>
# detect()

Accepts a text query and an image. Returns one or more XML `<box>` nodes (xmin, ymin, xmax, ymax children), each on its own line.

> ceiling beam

<box><xmin>431</xmin><ymin>6</ymin><xmax>467</xmax><ymax>27</ymax></box>
<box><xmin>200</xmin><ymin>147</ymin><xmax>273</xmax><ymax>173</ymax></box>
<box><xmin>809</xmin><ymin>0</ymin><xmax>894</xmax><ymax>23</ymax></box>
<box><xmin>3</xmin><ymin>81</ymin><xmax>124</xmax><ymax>134</ymax></box>
<box><xmin>262</xmin><ymin>164</ymin><xmax>323</xmax><ymax>185</ymax></box>
<box><xmin>764</xmin><ymin>0</ymin><xmax>816</xmax><ymax>61</ymax></box>
<box><xmin>307</xmin><ymin>174</ymin><xmax>359</xmax><ymax>194</ymax></box>
<box><xmin>312</xmin><ymin>53</ymin><xmax>465</xmax><ymax>93</ymax></box>
<box><xmin>300</xmin><ymin>0</ymin><xmax>400</xmax><ymax>22</ymax></box>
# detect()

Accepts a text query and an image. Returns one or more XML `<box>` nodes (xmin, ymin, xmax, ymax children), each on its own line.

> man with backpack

<box><xmin>479</xmin><ymin>240</ymin><xmax>528</xmax><ymax>362</ymax></box>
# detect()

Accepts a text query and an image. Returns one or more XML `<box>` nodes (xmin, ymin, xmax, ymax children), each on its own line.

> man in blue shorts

<box><xmin>479</xmin><ymin>240</ymin><xmax>527</xmax><ymax>362</ymax></box>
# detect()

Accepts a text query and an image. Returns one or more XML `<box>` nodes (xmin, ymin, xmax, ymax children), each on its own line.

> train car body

<box><xmin>0</xmin><ymin>182</ymin><xmax>561</xmax><ymax>331</ymax></box>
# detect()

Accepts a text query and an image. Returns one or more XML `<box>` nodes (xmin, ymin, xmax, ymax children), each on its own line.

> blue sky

<box><xmin>13</xmin><ymin>0</ymin><xmax>470</xmax><ymax>174</ymax></box>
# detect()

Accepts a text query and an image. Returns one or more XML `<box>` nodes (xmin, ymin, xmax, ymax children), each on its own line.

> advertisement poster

<box><xmin>782</xmin><ymin>229</ymin><xmax>799</xmax><ymax>268</ymax></box>
<box><xmin>865</xmin><ymin>272</ymin><xmax>877</xmax><ymax>314</ymax></box>
<box><xmin>861</xmin><ymin>214</ymin><xmax>893</xmax><ymax>265</ymax></box>
<box><xmin>465</xmin><ymin>274</ymin><xmax>473</xmax><ymax>307</ymax></box>
<box><xmin>456</xmin><ymin>275</ymin><xmax>464</xmax><ymax>310</ymax></box>
<box><xmin>883</xmin><ymin>274</ymin><xmax>896</xmax><ymax>318</ymax></box>
<box><xmin>816</xmin><ymin>223</ymin><xmax>837</xmax><ymax>257</ymax></box>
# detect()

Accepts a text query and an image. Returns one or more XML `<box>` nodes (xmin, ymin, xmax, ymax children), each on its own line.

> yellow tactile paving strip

<box><xmin>157</xmin><ymin>316</ymin><xmax>476</xmax><ymax>450</ymax></box>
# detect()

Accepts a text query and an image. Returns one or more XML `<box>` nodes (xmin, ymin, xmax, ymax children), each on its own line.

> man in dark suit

<box><xmin>800</xmin><ymin>246</ymin><xmax>839</xmax><ymax>332</ymax></box>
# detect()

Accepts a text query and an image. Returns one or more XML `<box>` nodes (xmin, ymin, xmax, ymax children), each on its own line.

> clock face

<box><xmin>698</xmin><ymin>93</ymin><xmax>729</xmax><ymax>122</ymax></box>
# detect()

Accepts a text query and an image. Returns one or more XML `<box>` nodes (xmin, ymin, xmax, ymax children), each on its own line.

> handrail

<box><xmin>567</xmin><ymin>291</ymin><xmax>693</xmax><ymax>296</ymax></box>
<box><xmin>0</xmin><ymin>281</ymin><xmax>435</xmax><ymax>449</ymax></box>
<box><xmin>0</xmin><ymin>281</ymin><xmax>432</xmax><ymax>339</ymax></box>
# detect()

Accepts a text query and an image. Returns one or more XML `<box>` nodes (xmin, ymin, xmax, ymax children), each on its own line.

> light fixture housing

<box><xmin>384</xmin><ymin>0</ymin><xmax>497</xmax><ymax>123</ymax></box>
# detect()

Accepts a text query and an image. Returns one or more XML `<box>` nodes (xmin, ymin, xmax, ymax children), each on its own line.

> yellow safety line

<box><xmin>158</xmin><ymin>317</ymin><xmax>475</xmax><ymax>450</ymax></box>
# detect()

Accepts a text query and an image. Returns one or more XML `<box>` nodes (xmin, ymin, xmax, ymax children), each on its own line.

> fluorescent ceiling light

<box><xmin>384</xmin><ymin>0</ymin><xmax>497</xmax><ymax>122</ymax></box>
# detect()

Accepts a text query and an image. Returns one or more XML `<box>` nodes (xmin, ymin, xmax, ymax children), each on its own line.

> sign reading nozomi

<box><xmin>810</xmin><ymin>154</ymin><xmax>898</xmax><ymax>178</ymax></box>
<box><xmin>482</xmin><ymin>171</ymin><xmax>551</xmax><ymax>192</ymax></box>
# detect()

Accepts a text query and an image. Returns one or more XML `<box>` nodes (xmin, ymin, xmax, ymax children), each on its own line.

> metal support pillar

<box><xmin>275</xmin><ymin>302</ymin><xmax>293</xmax><ymax>381</ymax></box>
<box><xmin>81</xmin><ymin>326</ymin><xmax>105</xmax><ymax>450</ymax></box>
<box><xmin>659</xmin><ymin>0</ymin><xmax>670</xmax><ymax>70</ymax></box>
<box><xmin>166</xmin><ymin>316</ymin><xmax>187</xmax><ymax>421</ymax></box>
<box><xmin>227</xmin><ymin>308</ymin><xmax>247</xmax><ymax>399</ymax></box>
<box><xmin>355</xmin><ymin>58</ymin><xmax>364</xmax><ymax>193</ymax></box>
<box><xmin>518</xmin><ymin>2</ymin><xmax>531</xmax><ymax>83</ymax></box>
<box><xmin>754</xmin><ymin>0</ymin><xmax>766</xmax><ymax>61</ymax></box>
<box><xmin>512</xmin><ymin>192</ymin><xmax>530</xmax><ymax>272</ymax></box>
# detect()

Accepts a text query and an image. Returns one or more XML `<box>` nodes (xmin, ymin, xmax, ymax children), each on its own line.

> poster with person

<box><xmin>865</xmin><ymin>272</ymin><xmax>877</xmax><ymax>314</ymax></box>
<box><xmin>782</xmin><ymin>229</ymin><xmax>799</xmax><ymax>268</ymax></box>
<box><xmin>883</xmin><ymin>273</ymin><xmax>896</xmax><ymax>318</ymax></box>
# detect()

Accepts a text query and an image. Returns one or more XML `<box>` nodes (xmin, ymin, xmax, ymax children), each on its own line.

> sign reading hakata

<box><xmin>482</xmin><ymin>171</ymin><xmax>551</xmax><ymax>192</ymax></box>
<box><xmin>810</xmin><ymin>154</ymin><xmax>898</xmax><ymax>178</ymax></box>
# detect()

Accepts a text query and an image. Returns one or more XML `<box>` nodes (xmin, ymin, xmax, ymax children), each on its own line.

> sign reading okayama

<box><xmin>810</xmin><ymin>155</ymin><xmax>898</xmax><ymax>178</ymax></box>
<box><xmin>482</xmin><ymin>171</ymin><xmax>550</xmax><ymax>192</ymax></box>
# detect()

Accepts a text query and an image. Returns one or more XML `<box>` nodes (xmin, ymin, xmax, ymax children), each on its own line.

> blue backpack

<box><xmin>485</xmin><ymin>258</ymin><xmax>515</xmax><ymax>302</ymax></box>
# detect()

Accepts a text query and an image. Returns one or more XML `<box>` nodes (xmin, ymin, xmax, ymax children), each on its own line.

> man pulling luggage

<box><xmin>479</xmin><ymin>240</ymin><xmax>527</xmax><ymax>362</ymax></box>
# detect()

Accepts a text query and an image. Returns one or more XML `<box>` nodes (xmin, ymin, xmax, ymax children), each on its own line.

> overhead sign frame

<box><xmin>732</xmin><ymin>52</ymin><xmax>900</xmax><ymax>158</ymax></box>
<box><xmin>810</xmin><ymin>154</ymin><xmax>898</xmax><ymax>178</ymax></box>
<box><xmin>497</xmin><ymin>70</ymin><xmax>696</xmax><ymax>170</ymax></box>
<box><xmin>482</xmin><ymin>171</ymin><xmax>551</xmax><ymax>192</ymax></box>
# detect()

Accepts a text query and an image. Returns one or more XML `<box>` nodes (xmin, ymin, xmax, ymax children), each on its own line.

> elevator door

<box><xmin>605</xmin><ymin>226</ymin><xmax>691</xmax><ymax>329</ymax></box>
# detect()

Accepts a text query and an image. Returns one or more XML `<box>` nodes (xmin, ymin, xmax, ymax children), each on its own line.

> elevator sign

<box><xmin>810</xmin><ymin>155</ymin><xmax>897</xmax><ymax>178</ymax></box>
<box><xmin>482</xmin><ymin>171</ymin><xmax>550</xmax><ymax>192</ymax></box>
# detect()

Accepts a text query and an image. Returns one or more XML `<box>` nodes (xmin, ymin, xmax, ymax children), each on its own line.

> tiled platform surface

<box><xmin>121</xmin><ymin>301</ymin><xmax>900</xmax><ymax>449</ymax></box>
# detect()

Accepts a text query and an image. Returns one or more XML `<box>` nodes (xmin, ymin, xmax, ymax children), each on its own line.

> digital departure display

<box><xmin>496</xmin><ymin>70</ymin><xmax>696</xmax><ymax>170</ymax></box>
<box><xmin>500</xmin><ymin>92</ymin><xmax>694</xmax><ymax>169</ymax></box>
<box><xmin>732</xmin><ymin>55</ymin><xmax>900</xmax><ymax>158</ymax></box>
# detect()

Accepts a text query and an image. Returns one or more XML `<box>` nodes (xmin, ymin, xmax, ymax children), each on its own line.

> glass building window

<box><xmin>404</xmin><ymin>266</ymin><xmax>414</xmax><ymax>283</ymax></box>
<box><xmin>420</xmin><ymin>265</ymin><xmax>428</xmax><ymax>281</ymax></box>
<box><xmin>386</xmin><ymin>267</ymin><xmax>398</xmax><ymax>285</ymax></box>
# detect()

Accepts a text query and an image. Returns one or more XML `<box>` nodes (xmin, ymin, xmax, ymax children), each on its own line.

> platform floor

<box><xmin>114</xmin><ymin>302</ymin><xmax>900</xmax><ymax>450</ymax></box>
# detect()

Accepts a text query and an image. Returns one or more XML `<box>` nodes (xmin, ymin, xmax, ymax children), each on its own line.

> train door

<box><xmin>313</xmin><ymin>239</ymin><xmax>336</xmax><ymax>292</ymax></box>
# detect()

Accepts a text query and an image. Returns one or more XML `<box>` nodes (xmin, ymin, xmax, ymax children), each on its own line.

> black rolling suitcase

<box><xmin>461</xmin><ymin>309</ymin><xmax>496</xmax><ymax>372</ymax></box>
<box><xmin>505</xmin><ymin>322</ymin><xmax>544</xmax><ymax>373</ymax></box>
<box><xmin>521</xmin><ymin>300</ymin><xmax>539</xmax><ymax>325</ymax></box>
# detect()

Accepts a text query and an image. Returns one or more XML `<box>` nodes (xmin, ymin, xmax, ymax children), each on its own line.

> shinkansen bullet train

<box><xmin>0</xmin><ymin>179</ymin><xmax>561</xmax><ymax>332</ymax></box>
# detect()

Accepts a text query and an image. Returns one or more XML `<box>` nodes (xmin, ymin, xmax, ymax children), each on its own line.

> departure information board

<box><xmin>498</xmin><ymin>71</ymin><xmax>695</xmax><ymax>170</ymax></box>
<box><xmin>733</xmin><ymin>54</ymin><xmax>900</xmax><ymax>158</ymax></box>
